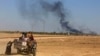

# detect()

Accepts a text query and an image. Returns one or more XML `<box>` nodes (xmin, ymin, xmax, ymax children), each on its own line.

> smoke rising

<box><xmin>40</xmin><ymin>1</ymin><xmax>82</xmax><ymax>33</ymax></box>
<box><xmin>18</xmin><ymin>0</ymin><xmax>82</xmax><ymax>33</ymax></box>
<box><xmin>18</xmin><ymin>0</ymin><xmax>97</xmax><ymax>34</ymax></box>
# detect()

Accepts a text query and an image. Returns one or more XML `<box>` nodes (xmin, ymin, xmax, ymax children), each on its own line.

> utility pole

<box><xmin>41</xmin><ymin>20</ymin><xmax>45</xmax><ymax>32</ymax></box>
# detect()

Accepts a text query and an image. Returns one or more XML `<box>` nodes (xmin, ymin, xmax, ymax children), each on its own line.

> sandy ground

<box><xmin>0</xmin><ymin>33</ymin><xmax>100</xmax><ymax>56</ymax></box>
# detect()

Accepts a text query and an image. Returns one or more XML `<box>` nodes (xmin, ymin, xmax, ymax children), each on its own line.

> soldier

<box><xmin>27</xmin><ymin>32</ymin><xmax>36</xmax><ymax>53</ymax></box>
<box><xmin>19</xmin><ymin>32</ymin><xmax>27</xmax><ymax>41</ymax></box>
<box><xmin>27</xmin><ymin>32</ymin><xmax>34</xmax><ymax>41</ymax></box>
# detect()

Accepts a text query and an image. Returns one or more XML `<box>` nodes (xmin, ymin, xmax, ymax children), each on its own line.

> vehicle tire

<box><xmin>5</xmin><ymin>41</ymin><xmax>12</xmax><ymax>55</ymax></box>
<box><xmin>32</xmin><ymin>48</ymin><xmax>36</xmax><ymax>56</ymax></box>
<box><xmin>32</xmin><ymin>41</ymin><xmax>37</xmax><ymax>56</ymax></box>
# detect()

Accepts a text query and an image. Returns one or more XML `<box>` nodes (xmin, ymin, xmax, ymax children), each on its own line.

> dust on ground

<box><xmin>0</xmin><ymin>33</ymin><xmax>100</xmax><ymax>56</ymax></box>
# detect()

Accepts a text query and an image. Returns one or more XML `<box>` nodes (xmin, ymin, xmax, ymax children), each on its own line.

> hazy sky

<box><xmin>0</xmin><ymin>0</ymin><xmax>100</xmax><ymax>33</ymax></box>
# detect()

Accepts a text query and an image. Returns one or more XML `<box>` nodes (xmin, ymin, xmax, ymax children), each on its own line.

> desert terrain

<box><xmin>0</xmin><ymin>33</ymin><xmax>100</xmax><ymax>56</ymax></box>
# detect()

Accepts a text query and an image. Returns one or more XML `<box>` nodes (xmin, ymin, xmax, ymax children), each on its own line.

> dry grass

<box><xmin>0</xmin><ymin>33</ymin><xmax>100</xmax><ymax>56</ymax></box>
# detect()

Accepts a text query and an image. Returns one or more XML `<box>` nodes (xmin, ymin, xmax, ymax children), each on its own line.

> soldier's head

<box><xmin>27</xmin><ymin>32</ymin><xmax>33</xmax><ymax>37</ymax></box>
<box><xmin>22</xmin><ymin>32</ymin><xmax>27</xmax><ymax>37</ymax></box>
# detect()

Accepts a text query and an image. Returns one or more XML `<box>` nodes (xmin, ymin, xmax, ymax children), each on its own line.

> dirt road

<box><xmin>0</xmin><ymin>34</ymin><xmax>100</xmax><ymax>56</ymax></box>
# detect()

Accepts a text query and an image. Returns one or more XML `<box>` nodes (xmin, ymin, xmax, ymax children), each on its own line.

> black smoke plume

<box><xmin>40</xmin><ymin>1</ymin><xmax>82</xmax><ymax>33</ymax></box>
<box><xmin>18</xmin><ymin>0</ymin><xmax>97</xmax><ymax>34</ymax></box>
